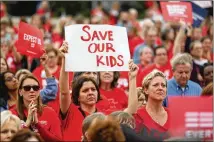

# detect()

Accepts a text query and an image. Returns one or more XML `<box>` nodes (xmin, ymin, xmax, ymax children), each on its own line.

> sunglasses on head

<box><xmin>22</xmin><ymin>85</ymin><xmax>40</xmax><ymax>91</ymax></box>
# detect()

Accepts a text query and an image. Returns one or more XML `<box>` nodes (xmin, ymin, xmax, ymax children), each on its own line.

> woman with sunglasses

<box><xmin>0</xmin><ymin>54</ymin><xmax>58</xmax><ymax>112</ymax></box>
<box><xmin>10</xmin><ymin>74</ymin><xmax>62</xmax><ymax>141</ymax></box>
<box><xmin>58</xmin><ymin>42</ymin><xmax>139</xmax><ymax>141</ymax></box>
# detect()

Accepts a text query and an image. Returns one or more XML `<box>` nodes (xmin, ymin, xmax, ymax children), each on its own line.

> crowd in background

<box><xmin>0</xmin><ymin>1</ymin><xmax>213</xmax><ymax>142</ymax></box>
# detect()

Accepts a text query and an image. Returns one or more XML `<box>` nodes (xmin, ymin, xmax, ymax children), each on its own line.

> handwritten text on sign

<box><xmin>65</xmin><ymin>25</ymin><xmax>130</xmax><ymax>71</ymax></box>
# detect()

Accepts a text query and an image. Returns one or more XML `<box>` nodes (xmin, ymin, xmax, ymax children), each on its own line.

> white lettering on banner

<box><xmin>24</xmin><ymin>33</ymin><xmax>42</xmax><ymax>46</ymax></box>
<box><xmin>185</xmin><ymin>112</ymin><xmax>213</xmax><ymax>128</ymax></box>
<box><xmin>185</xmin><ymin>130</ymin><xmax>213</xmax><ymax>139</ymax></box>
<box><xmin>167</xmin><ymin>5</ymin><xmax>187</xmax><ymax>17</ymax></box>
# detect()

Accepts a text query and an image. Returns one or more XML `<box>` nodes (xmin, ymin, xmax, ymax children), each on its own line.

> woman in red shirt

<box><xmin>59</xmin><ymin>42</ymin><xmax>139</xmax><ymax>141</ymax></box>
<box><xmin>10</xmin><ymin>74</ymin><xmax>62</xmax><ymax>141</ymax></box>
<box><xmin>98</xmin><ymin>71</ymin><xmax>128</xmax><ymax>111</ymax></box>
<box><xmin>133</xmin><ymin>70</ymin><xmax>170</xmax><ymax>141</ymax></box>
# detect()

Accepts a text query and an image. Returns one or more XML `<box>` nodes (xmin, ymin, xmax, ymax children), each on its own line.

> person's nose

<box><xmin>6</xmin><ymin>131</ymin><xmax>12</xmax><ymax>139</ymax></box>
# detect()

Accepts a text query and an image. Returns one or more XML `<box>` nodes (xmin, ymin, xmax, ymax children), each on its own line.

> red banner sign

<box><xmin>16</xmin><ymin>22</ymin><xmax>44</xmax><ymax>58</ymax></box>
<box><xmin>168</xmin><ymin>96</ymin><xmax>213</xmax><ymax>141</ymax></box>
<box><xmin>160</xmin><ymin>2</ymin><xmax>193</xmax><ymax>24</ymax></box>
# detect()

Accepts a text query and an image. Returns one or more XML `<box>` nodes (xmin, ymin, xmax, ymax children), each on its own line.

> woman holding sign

<box><xmin>58</xmin><ymin>41</ymin><xmax>139</xmax><ymax>141</ymax></box>
<box><xmin>10</xmin><ymin>74</ymin><xmax>62</xmax><ymax>141</ymax></box>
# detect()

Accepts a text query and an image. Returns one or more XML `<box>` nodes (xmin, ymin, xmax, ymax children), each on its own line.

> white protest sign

<box><xmin>192</xmin><ymin>1</ymin><xmax>212</xmax><ymax>8</ymax></box>
<box><xmin>64</xmin><ymin>24</ymin><xmax>130</xmax><ymax>72</ymax></box>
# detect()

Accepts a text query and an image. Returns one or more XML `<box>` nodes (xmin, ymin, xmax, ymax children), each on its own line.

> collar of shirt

<box><xmin>171</xmin><ymin>78</ymin><xmax>189</xmax><ymax>91</ymax></box>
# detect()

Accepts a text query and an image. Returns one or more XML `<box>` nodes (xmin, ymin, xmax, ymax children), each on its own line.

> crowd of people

<box><xmin>0</xmin><ymin>1</ymin><xmax>213</xmax><ymax>141</ymax></box>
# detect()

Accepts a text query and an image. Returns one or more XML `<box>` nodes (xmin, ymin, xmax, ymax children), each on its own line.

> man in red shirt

<box><xmin>137</xmin><ymin>46</ymin><xmax>173</xmax><ymax>87</ymax></box>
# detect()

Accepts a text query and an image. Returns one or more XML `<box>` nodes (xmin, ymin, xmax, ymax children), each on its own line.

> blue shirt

<box><xmin>164</xmin><ymin>78</ymin><xmax>202</xmax><ymax>107</ymax></box>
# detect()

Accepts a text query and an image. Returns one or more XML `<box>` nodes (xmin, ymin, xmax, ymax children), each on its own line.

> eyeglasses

<box><xmin>5</xmin><ymin>76</ymin><xmax>16</xmax><ymax>82</ymax></box>
<box><xmin>22</xmin><ymin>85</ymin><xmax>40</xmax><ymax>91</ymax></box>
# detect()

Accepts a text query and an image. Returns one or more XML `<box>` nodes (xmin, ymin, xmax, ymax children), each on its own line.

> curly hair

<box><xmin>87</xmin><ymin>116</ymin><xmax>125</xmax><ymax>142</ymax></box>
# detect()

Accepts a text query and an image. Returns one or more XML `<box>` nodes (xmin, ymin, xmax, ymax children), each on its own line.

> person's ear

<box><xmin>19</xmin><ymin>89</ymin><xmax>23</xmax><ymax>96</ymax></box>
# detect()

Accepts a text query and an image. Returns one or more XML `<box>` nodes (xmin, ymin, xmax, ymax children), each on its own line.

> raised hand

<box><xmin>128</xmin><ymin>59</ymin><xmax>139</xmax><ymax>79</ymax></box>
<box><xmin>40</xmin><ymin>54</ymin><xmax>48</xmax><ymax>67</ymax></box>
<box><xmin>59</xmin><ymin>41</ymin><xmax>68</xmax><ymax>57</ymax></box>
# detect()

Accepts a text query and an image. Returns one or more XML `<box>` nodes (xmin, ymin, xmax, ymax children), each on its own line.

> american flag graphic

<box><xmin>185</xmin><ymin>112</ymin><xmax>213</xmax><ymax>128</ymax></box>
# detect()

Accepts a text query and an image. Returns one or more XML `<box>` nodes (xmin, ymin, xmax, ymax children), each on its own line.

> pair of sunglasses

<box><xmin>22</xmin><ymin>85</ymin><xmax>40</xmax><ymax>91</ymax></box>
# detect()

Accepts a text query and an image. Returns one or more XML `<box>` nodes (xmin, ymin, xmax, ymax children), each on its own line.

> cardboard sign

<box><xmin>160</xmin><ymin>2</ymin><xmax>193</xmax><ymax>24</ymax></box>
<box><xmin>168</xmin><ymin>96</ymin><xmax>213</xmax><ymax>141</ymax></box>
<box><xmin>64</xmin><ymin>24</ymin><xmax>130</xmax><ymax>71</ymax></box>
<box><xmin>16</xmin><ymin>22</ymin><xmax>44</xmax><ymax>58</ymax></box>
<box><xmin>192</xmin><ymin>1</ymin><xmax>212</xmax><ymax>8</ymax></box>
<box><xmin>191</xmin><ymin>2</ymin><xmax>208</xmax><ymax>27</ymax></box>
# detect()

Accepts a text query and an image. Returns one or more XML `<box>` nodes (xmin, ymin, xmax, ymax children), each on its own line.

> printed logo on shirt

<box><xmin>39</xmin><ymin>120</ymin><xmax>48</xmax><ymax>125</ymax></box>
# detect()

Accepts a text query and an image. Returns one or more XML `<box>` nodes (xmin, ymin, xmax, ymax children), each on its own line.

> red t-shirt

<box><xmin>129</xmin><ymin>36</ymin><xmax>144</xmax><ymax>57</ymax></box>
<box><xmin>10</xmin><ymin>106</ymin><xmax>62</xmax><ymax>141</ymax></box>
<box><xmin>134</xmin><ymin>107</ymin><xmax>170</xmax><ymax>141</ymax></box>
<box><xmin>117</xmin><ymin>71</ymin><xmax>129</xmax><ymax>91</ymax></box>
<box><xmin>6</xmin><ymin>52</ymin><xmax>19</xmax><ymax>73</ymax></box>
<box><xmin>137</xmin><ymin>63</ymin><xmax>173</xmax><ymax>87</ymax></box>
<box><xmin>99</xmin><ymin>88</ymin><xmax>128</xmax><ymax>111</ymax></box>
<box><xmin>61</xmin><ymin>103</ymin><xmax>84</xmax><ymax>141</ymax></box>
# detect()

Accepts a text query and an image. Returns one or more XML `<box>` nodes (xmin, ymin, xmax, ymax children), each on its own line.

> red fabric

<box><xmin>61</xmin><ymin>103</ymin><xmax>84</xmax><ymax>141</ymax></box>
<box><xmin>134</xmin><ymin>107</ymin><xmax>170</xmax><ymax>140</ymax></box>
<box><xmin>96</xmin><ymin>95</ymin><xmax>116</xmax><ymax>115</ymax></box>
<box><xmin>167</xmin><ymin>42</ymin><xmax>174</xmax><ymax>61</ymax></box>
<box><xmin>6</xmin><ymin>52</ymin><xmax>18</xmax><ymax>73</ymax></box>
<box><xmin>10</xmin><ymin>106</ymin><xmax>62</xmax><ymax>141</ymax></box>
<box><xmin>99</xmin><ymin>88</ymin><xmax>128</xmax><ymax>111</ymax></box>
<box><xmin>129</xmin><ymin>36</ymin><xmax>144</xmax><ymax>57</ymax></box>
<box><xmin>51</xmin><ymin>33</ymin><xmax>63</xmax><ymax>47</ymax></box>
<box><xmin>137</xmin><ymin>64</ymin><xmax>147</xmax><ymax>74</ymax></box>
<box><xmin>117</xmin><ymin>71</ymin><xmax>129</xmax><ymax>91</ymax></box>
<box><xmin>137</xmin><ymin>63</ymin><xmax>173</xmax><ymax>87</ymax></box>
<box><xmin>201</xmin><ymin>26</ymin><xmax>208</xmax><ymax>36</ymax></box>
<box><xmin>36</xmin><ymin>8</ymin><xmax>45</xmax><ymax>15</ymax></box>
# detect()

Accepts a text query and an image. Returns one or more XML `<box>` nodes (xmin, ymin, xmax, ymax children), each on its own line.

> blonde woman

<box><xmin>1</xmin><ymin>110</ymin><xmax>21</xmax><ymax>141</ymax></box>
<box><xmin>134</xmin><ymin>70</ymin><xmax>170</xmax><ymax>141</ymax></box>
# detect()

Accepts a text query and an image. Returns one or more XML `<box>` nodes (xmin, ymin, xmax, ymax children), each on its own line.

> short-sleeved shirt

<box><xmin>134</xmin><ymin>107</ymin><xmax>170</xmax><ymax>141</ymax></box>
<box><xmin>61</xmin><ymin>104</ymin><xmax>84</xmax><ymax>141</ymax></box>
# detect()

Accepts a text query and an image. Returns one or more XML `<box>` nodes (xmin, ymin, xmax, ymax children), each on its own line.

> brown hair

<box><xmin>109</xmin><ymin>111</ymin><xmax>136</xmax><ymax>129</ymax></box>
<box><xmin>87</xmin><ymin>116</ymin><xmax>125</xmax><ymax>142</ymax></box>
<box><xmin>10</xmin><ymin>128</ymin><xmax>44</xmax><ymax>142</ymax></box>
<box><xmin>201</xmin><ymin>82</ymin><xmax>213</xmax><ymax>96</ymax></box>
<box><xmin>45</xmin><ymin>44</ymin><xmax>59</xmax><ymax>56</ymax></box>
<box><xmin>17</xmin><ymin>74</ymin><xmax>43</xmax><ymax>120</ymax></box>
<box><xmin>98</xmin><ymin>72</ymin><xmax>120</xmax><ymax>88</ymax></box>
